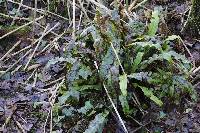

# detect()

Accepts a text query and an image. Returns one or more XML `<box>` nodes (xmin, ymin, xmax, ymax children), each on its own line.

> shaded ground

<box><xmin>0</xmin><ymin>0</ymin><xmax>200</xmax><ymax>132</ymax></box>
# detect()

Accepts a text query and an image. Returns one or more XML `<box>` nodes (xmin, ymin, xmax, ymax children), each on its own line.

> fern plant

<box><xmin>50</xmin><ymin>5</ymin><xmax>196</xmax><ymax>132</ymax></box>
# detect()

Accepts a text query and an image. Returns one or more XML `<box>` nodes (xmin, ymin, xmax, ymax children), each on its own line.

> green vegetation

<box><xmin>49</xmin><ymin>6</ymin><xmax>196</xmax><ymax>132</ymax></box>
<box><xmin>0</xmin><ymin>0</ymin><xmax>199</xmax><ymax>132</ymax></box>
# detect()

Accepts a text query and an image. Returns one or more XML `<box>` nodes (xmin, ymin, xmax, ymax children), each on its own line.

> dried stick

<box><xmin>45</xmin><ymin>76</ymin><xmax>65</xmax><ymax>87</ymax></box>
<box><xmin>37</xmin><ymin>30</ymin><xmax>66</xmax><ymax>56</ymax></box>
<box><xmin>24</xmin><ymin>24</ymin><xmax>49</xmax><ymax>70</ymax></box>
<box><xmin>32</xmin><ymin>71</ymin><xmax>38</xmax><ymax>87</ymax></box>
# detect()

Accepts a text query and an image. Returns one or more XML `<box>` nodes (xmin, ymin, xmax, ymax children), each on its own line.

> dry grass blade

<box><xmin>78</xmin><ymin>0</ymin><xmax>90</xmax><ymax>20</ymax></box>
<box><xmin>24</xmin><ymin>22</ymin><xmax>60</xmax><ymax>70</ymax></box>
<box><xmin>0</xmin><ymin>13</ymin><xmax>59</xmax><ymax>36</ymax></box>
<box><xmin>0</xmin><ymin>16</ymin><xmax>44</xmax><ymax>40</ymax></box>
<box><xmin>0</xmin><ymin>12</ymin><xmax>29</xmax><ymax>21</ymax></box>
<box><xmin>11</xmin><ymin>45</ymin><xmax>32</xmax><ymax>57</ymax></box>
<box><xmin>8</xmin><ymin>0</ymin><xmax>69</xmax><ymax>21</ymax></box>
<box><xmin>73</xmin><ymin>0</ymin><xmax>76</xmax><ymax>40</ymax></box>
<box><xmin>48</xmin><ymin>79</ymin><xmax>65</xmax><ymax>133</ymax></box>
<box><xmin>0</xmin><ymin>40</ymin><xmax>21</xmax><ymax>61</ymax></box>
<box><xmin>1</xmin><ymin>105</ymin><xmax>17</xmax><ymax>131</ymax></box>
<box><xmin>11</xmin><ymin>64</ymin><xmax>22</xmax><ymax>75</ymax></box>
<box><xmin>193</xmin><ymin>66</ymin><xmax>200</xmax><ymax>74</ymax></box>
<box><xmin>94</xmin><ymin>61</ymin><xmax>128</xmax><ymax>133</ymax></box>
<box><xmin>87</xmin><ymin>0</ymin><xmax>111</xmax><ymax>14</ymax></box>
<box><xmin>24</xmin><ymin>24</ymin><xmax>49</xmax><ymax>70</ymax></box>
<box><xmin>11</xmin><ymin>0</ymin><xmax>24</xmax><ymax>25</ymax></box>
<box><xmin>0</xmin><ymin>49</ymin><xmax>32</xmax><ymax>78</ymax></box>
<box><xmin>110</xmin><ymin>42</ymin><xmax>125</xmax><ymax>75</ymax></box>
<box><xmin>15</xmin><ymin>120</ymin><xmax>26</xmax><ymax>133</ymax></box>
<box><xmin>110</xmin><ymin>42</ymin><xmax>142</xmax><ymax>110</ymax></box>
<box><xmin>128</xmin><ymin>0</ymin><xmax>138</xmax><ymax>12</ymax></box>
<box><xmin>128</xmin><ymin>0</ymin><xmax>148</xmax><ymax>12</ymax></box>
<box><xmin>37</xmin><ymin>30</ymin><xmax>66</xmax><ymax>56</ymax></box>
<box><xmin>33</xmin><ymin>0</ymin><xmax>37</xmax><ymax>33</ymax></box>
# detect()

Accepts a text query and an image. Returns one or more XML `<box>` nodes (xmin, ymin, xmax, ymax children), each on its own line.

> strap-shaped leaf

<box><xmin>132</xmin><ymin>52</ymin><xmax>144</xmax><ymax>72</ymax></box>
<box><xmin>119</xmin><ymin>74</ymin><xmax>128</xmax><ymax>96</ymax></box>
<box><xmin>139</xmin><ymin>86</ymin><xmax>163</xmax><ymax>106</ymax></box>
<box><xmin>84</xmin><ymin>111</ymin><xmax>109</xmax><ymax>133</ymax></box>
<box><xmin>148</xmin><ymin>9</ymin><xmax>160</xmax><ymax>36</ymax></box>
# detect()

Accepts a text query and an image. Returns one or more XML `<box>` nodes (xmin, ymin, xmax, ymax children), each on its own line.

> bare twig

<box><xmin>25</xmin><ymin>69</ymin><xmax>36</xmax><ymax>84</ymax></box>
<box><xmin>110</xmin><ymin>42</ymin><xmax>142</xmax><ymax>111</ymax></box>
<box><xmin>11</xmin><ymin>65</ymin><xmax>22</xmax><ymax>75</ymax></box>
<box><xmin>43</xmin><ymin>109</ymin><xmax>50</xmax><ymax>133</ymax></box>
<box><xmin>37</xmin><ymin>30</ymin><xmax>67</xmax><ymax>56</ymax></box>
<box><xmin>110</xmin><ymin>42</ymin><xmax>126</xmax><ymax>75</ymax></box>
<box><xmin>45</xmin><ymin>76</ymin><xmax>65</xmax><ymax>87</ymax></box>
<box><xmin>32</xmin><ymin>71</ymin><xmax>38</xmax><ymax>87</ymax></box>
<box><xmin>179</xmin><ymin>39</ymin><xmax>196</xmax><ymax>71</ymax></box>
<box><xmin>78</xmin><ymin>0</ymin><xmax>89</xmax><ymax>20</ymax></box>
<box><xmin>78</xmin><ymin>11</ymin><xmax>83</xmax><ymax>31</ymax></box>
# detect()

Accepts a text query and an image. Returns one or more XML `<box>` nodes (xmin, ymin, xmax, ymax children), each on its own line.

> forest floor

<box><xmin>0</xmin><ymin>0</ymin><xmax>200</xmax><ymax>132</ymax></box>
